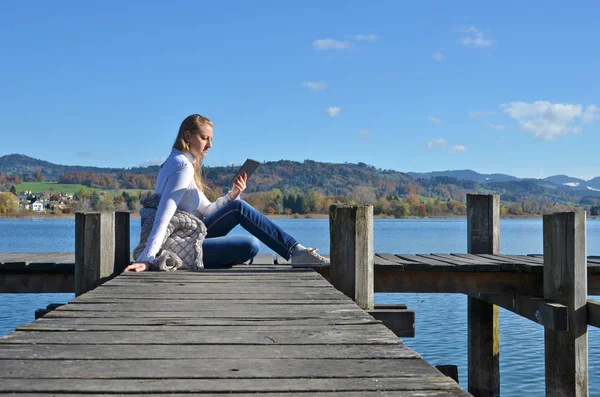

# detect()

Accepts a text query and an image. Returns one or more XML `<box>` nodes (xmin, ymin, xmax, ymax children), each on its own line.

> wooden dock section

<box><xmin>0</xmin><ymin>265</ymin><xmax>469</xmax><ymax>396</ymax></box>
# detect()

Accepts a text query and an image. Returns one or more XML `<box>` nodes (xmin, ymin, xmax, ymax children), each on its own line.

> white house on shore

<box><xmin>31</xmin><ymin>202</ymin><xmax>44</xmax><ymax>213</ymax></box>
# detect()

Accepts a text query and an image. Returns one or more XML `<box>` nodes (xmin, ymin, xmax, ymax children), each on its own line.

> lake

<box><xmin>1</xmin><ymin>217</ymin><xmax>599</xmax><ymax>395</ymax></box>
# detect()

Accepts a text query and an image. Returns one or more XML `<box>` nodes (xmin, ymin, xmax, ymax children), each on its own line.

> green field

<box><xmin>14</xmin><ymin>182</ymin><xmax>152</xmax><ymax>197</ymax></box>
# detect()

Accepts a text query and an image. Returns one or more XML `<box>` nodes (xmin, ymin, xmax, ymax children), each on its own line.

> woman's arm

<box><xmin>197</xmin><ymin>173</ymin><xmax>247</xmax><ymax>217</ymax></box>
<box><xmin>133</xmin><ymin>164</ymin><xmax>195</xmax><ymax>267</ymax></box>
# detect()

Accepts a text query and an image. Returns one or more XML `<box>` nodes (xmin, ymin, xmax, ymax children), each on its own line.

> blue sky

<box><xmin>1</xmin><ymin>1</ymin><xmax>599</xmax><ymax>179</ymax></box>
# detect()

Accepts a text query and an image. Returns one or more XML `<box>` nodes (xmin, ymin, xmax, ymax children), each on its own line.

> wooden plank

<box><xmin>375</xmin><ymin>268</ymin><xmax>543</xmax><ymax>295</ymax></box>
<box><xmin>396</xmin><ymin>254</ymin><xmax>457</xmax><ymax>271</ymax></box>
<box><xmin>74</xmin><ymin>292</ymin><xmax>349</xmax><ymax>301</ymax></box>
<box><xmin>543</xmin><ymin>211</ymin><xmax>588</xmax><ymax>397</ymax></box>
<box><xmin>0</xmin><ymin>329</ymin><xmax>400</xmax><ymax>345</ymax></box>
<box><xmin>16</xmin><ymin>323</ymin><xmax>387</xmax><ymax>332</ymax></box>
<box><xmin>0</xmin><ymin>343</ymin><xmax>421</xmax><ymax>360</ymax></box>
<box><xmin>0</xmin><ymin>273</ymin><xmax>75</xmax><ymax>293</ymax></box>
<box><xmin>0</xmin><ymin>358</ymin><xmax>442</xmax><ymax>379</ymax></box>
<box><xmin>248</xmin><ymin>253</ymin><xmax>274</xmax><ymax>265</ymax></box>
<box><xmin>0</xmin><ymin>392</ymin><xmax>472</xmax><ymax>397</ymax></box>
<box><xmin>368</xmin><ymin>308</ymin><xmax>415</xmax><ymax>337</ymax></box>
<box><xmin>474</xmin><ymin>254</ymin><xmax>539</xmax><ymax>273</ymax></box>
<box><xmin>329</xmin><ymin>205</ymin><xmax>374</xmax><ymax>310</ymax></box>
<box><xmin>588</xmin><ymin>299</ymin><xmax>600</xmax><ymax>328</ymax></box>
<box><xmin>427</xmin><ymin>254</ymin><xmax>499</xmax><ymax>272</ymax></box>
<box><xmin>475</xmin><ymin>294</ymin><xmax>568</xmax><ymax>331</ymax></box>
<box><xmin>466</xmin><ymin>194</ymin><xmax>500</xmax><ymax>397</ymax></box>
<box><xmin>41</xmin><ymin>309</ymin><xmax>374</xmax><ymax>319</ymax></box>
<box><xmin>15</xmin><ymin>316</ymin><xmax>382</xmax><ymax>327</ymax></box>
<box><xmin>52</xmin><ymin>302</ymin><xmax>359</xmax><ymax>311</ymax></box>
<box><xmin>75</xmin><ymin>212</ymin><xmax>116</xmax><ymax>296</ymax></box>
<box><xmin>0</xmin><ymin>377</ymin><xmax>465</xmax><ymax>394</ymax></box>
<box><xmin>113</xmin><ymin>211</ymin><xmax>130</xmax><ymax>274</ymax></box>
<box><xmin>374</xmin><ymin>253</ymin><xmax>403</xmax><ymax>266</ymax></box>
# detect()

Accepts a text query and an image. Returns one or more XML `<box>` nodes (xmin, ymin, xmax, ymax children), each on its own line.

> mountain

<box><xmin>2</xmin><ymin>153</ymin><xmax>600</xmax><ymax>205</ymax></box>
<box><xmin>407</xmin><ymin>170</ymin><xmax>518</xmax><ymax>184</ymax></box>
<box><xmin>0</xmin><ymin>154</ymin><xmax>158</xmax><ymax>180</ymax></box>
<box><xmin>544</xmin><ymin>175</ymin><xmax>587</xmax><ymax>187</ymax></box>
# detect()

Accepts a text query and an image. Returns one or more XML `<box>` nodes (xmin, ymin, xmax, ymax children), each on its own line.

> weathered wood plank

<box><xmin>368</xmin><ymin>308</ymin><xmax>415</xmax><ymax>337</ymax></box>
<box><xmin>0</xmin><ymin>343</ymin><xmax>421</xmax><ymax>360</ymax></box>
<box><xmin>14</xmin><ymin>316</ymin><xmax>381</xmax><ymax>327</ymax></box>
<box><xmin>247</xmin><ymin>253</ymin><xmax>275</xmax><ymax>265</ymax></box>
<box><xmin>41</xmin><ymin>309</ymin><xmax>373</xmax><ymax>319</ymax></box>
<box><xmin>375</xmin><ymin>268</ymin><xmax>543</xmax><ymax>295</ymax></box>
<box><xmin>397</xmin><ymin>254</ymin><xmax>457</xmax><ymax>271</ymax></box>
<box><xmin>52</xmin><ymin>302</ymin><xmax>359</xmax><ymax>311</ymax></box>
<box><xmin>74</xmin><ymin>292</ymin><xmax>349</xmax><ymax>300</ymax></box>
<box><xmin>466</xmin><ymin>194</ymin><xmax>500</xmax><ymax>397</ymax></box>
<box><xmin>0</xmin><ymin>273</ymin><xmax>74</xmax><ymax>293</ymax></box>
<box><xmin>589</xmin><ymin>299</ymin><xmax>600</xmax><ymax>328</ymax></box>
<box><xmin>544</xmin><ymin>211</ymin><xmax>588</xmax><ymax>397</ymax></box>
<box><xmin>0</xmin><ymin>358</ymin><xmax>441</xmax><ymax>379</ymax></box>
<box><xmin>374</xmin><ymin>253</ymin><xmax>403</xmax><ymax>266</ymax></box>
<box><xmin>0</xmin><ymin>329</ymin><xmax>400</xmax><ymax>345</ymax></box>
<box><xmin>475</xmin><ymin>294</ymin><xmax>568</xmax><ymax>331</ymax></box>
<box><xmin>0</xmin><ymin>392</ymin><xmax>472</xmax><ymax>397</ymax></box>
<box><xmin>16</xmin><ymin>323</ymin><xmax>386</xmax><ymax>332</ymax></box>
<box><xmin>329</xmin><ymin>204</ymin><xmax>374</xmax><ymax>310</ymax></box>
<box><xmin>0</xmin><ymin>377</ymin><xmax>464</xmax><ymax>393</ymax></box>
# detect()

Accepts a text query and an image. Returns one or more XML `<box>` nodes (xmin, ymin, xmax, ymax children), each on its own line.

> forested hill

<box><xmin>2</xmin><ymin>154</ymin><xmax>600</xmax><ymax>208</ymax></box>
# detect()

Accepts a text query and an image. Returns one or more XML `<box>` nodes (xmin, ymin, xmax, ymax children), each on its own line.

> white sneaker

<box><xmin>291</xmin><ymin>248</ymin><xmax>330</xmax><ymax>268</ymax></box>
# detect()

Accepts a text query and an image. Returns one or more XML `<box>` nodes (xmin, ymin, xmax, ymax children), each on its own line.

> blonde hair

<box><xmin>173</xmin><ymin>114</ymin><xmax>214</xmax><ymax>191</ymax></box>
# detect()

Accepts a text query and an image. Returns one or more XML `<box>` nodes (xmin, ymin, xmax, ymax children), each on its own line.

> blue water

<box><xmin>1</xmin><ymin>217</ymin><xmax>599</xmax><ymax>396</ymax></box>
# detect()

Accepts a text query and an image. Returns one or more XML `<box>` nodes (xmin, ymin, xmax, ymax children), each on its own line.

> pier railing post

<box><xmin>329</xmin><ymin>204</ymin><xmax>374</xmax><ymax>310</ymax></box>
<box><xmin>467</xmin><ymin>194</ymin><xmax>500</xmax><ymax>397</ymax></box>
<box><xmin>543</xmin><ymin>211</ymin><xmax>588</xmax><ymax>397</ymax></box>
<box><xmin>75</xmin><ymin>211</ymin><xmax>130</xmax><ymax>296</ymax></box>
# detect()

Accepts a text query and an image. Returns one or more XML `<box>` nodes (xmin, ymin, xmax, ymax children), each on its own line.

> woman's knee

<box><xmin>246</xmin><ymin>236</ymin><xmax>260</xmax><ymax>257</ymax></box>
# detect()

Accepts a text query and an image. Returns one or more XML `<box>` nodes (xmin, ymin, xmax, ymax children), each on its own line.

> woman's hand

<box><xmin>124</xmin><ymin>262</ymin><xmax>149</xmax><ymax>272</ymax></box>
<box><xmin>229</xmin><ymin>172</ymin><xmax>247</xmax><ymax>201</ymax></box>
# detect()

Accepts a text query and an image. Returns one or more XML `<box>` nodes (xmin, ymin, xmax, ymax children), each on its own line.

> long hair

<box><xmin>172</xmin><ymin>114</ymin><xmax>213</xmax><ymax>191</ymax></box>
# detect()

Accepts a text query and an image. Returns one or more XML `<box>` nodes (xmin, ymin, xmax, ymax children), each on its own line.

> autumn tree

<box><xmin>0</xmin><ymin>192</ymin><xmax>19</xmax><ymax>213</ymax></box>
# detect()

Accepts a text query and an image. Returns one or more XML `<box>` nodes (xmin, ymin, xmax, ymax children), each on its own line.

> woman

<box><xmin>125</xmin><ymin>114</ymin><xmax>329</xmax><ymax>272</ymax></box>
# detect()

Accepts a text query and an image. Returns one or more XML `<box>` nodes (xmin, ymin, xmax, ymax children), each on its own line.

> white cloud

<box><xmin>488</xmin><ymin>124</ymin><xmax>505</xmax><ymax>130</ymax></box>
<box><xmin>313</xmin><ymin>38</ymin><xmax>351</xmax><ymax>51</ymax></box>
<box><xmin>140</xmin><ymin>158</ymin><xmax>165</xmax><ymax>167</ymax></box>
<box><xmin>449</xmin><ymin>145</ymin><xmax>467</xmax><ymax>154</ymax></box>
<box><xmin>302</xmin><ymin>81</ymin><xmax>328</xmax><ymax>91</ymax></box>
<box><xmin>358</xmin><ymin>129</ymin><xmax>371</xmax><ymax>140</ymax></box>
<box><xmin>459</xmin><ymin>26</ymin><xmax>492</xmax><ymax>48</ymax></box>
<box><xmin>501</xmin><ymin>101</ymin><xmax>598</xmax><ymax>140</ymax></box>
<box><xmin>326</xmin><ymin>107</ymin><xmax>341</xmax><ymax>117</ymax></box>
<box><xmin>349</xmin><ymin>33</ymin><xmax>379</xmax><ymax>41</ymax></box>
<box><xmin>428</xmin><ymin>116</ymin><xmax>441</xmax><ymax>125</ymax></box>
<box><xmin>433</xmin><ymin>52</ymin><xmax>445</xmax><ymax>62</ymax></box>
<box><xmin>582</xmin><ymin>105</ymin><xmax>599</xmax><ymax>124</ymax></box>
<box><xmin>428</xmin><ymin>138</ymin><xmax>447</xmax><ymax>148</ymax></box>
<box><xmin>470</xmin><ymin>110</ymin><xmax>495</xmax><ymax>118</ymax></box>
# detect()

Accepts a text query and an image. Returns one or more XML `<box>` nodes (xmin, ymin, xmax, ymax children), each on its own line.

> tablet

<box><xmin>231</xmin><ymin>158</ymin><xmax>260</xmax><ymax>184</ymax></box>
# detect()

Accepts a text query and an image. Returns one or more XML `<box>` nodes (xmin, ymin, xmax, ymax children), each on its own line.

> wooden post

<box><xmin>467</xmin><ymin>194</ymin><xmax>500</xmax><ymax>397</ymax></box>
<box><xmin>114</xmin><ymin>211</ymin><xmax>131</xmax><ymax>274</ymax></box>
<box><xmin>544</xmin><ymin>211</ymin><xmax>588</xmax><ymax>397</ymax></box>
<box><xmin>75</xmin><ymin>212</ymin><xmax>116</xmax><ymax>296</ymax></box>
<box><xmin>329</xmin><ymin>205</ymin><xmax>374</xmax><ymax>310</ymax></box>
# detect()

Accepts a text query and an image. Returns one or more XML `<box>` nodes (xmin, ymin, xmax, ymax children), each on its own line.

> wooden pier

<box><xmin>0</xmin><ymin>263</ymin><xmax>468</xmax><ymax>395</ymax></box>
<box><xmin>2</xmin><ymin>194</ymin><xmax>600</xmax><ymax>396</ymax></box>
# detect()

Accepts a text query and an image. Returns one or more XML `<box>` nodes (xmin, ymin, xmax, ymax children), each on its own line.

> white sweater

<box><xmin>135</xmin><ymin>149</ymin><xmax>233</xmax><ymax>264</ymax></box>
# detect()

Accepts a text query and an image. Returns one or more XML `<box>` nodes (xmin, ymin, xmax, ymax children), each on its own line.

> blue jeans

<box><xmin>201</xmin><ymin>200</ymin><xmax>298</xmax><ymax>268</ymax></box>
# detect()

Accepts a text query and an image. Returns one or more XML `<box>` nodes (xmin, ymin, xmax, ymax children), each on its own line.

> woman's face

<box><xmin>186</xmin><ymin>125</ymin><xmax>213</xmax><ymax>160</ymax></box>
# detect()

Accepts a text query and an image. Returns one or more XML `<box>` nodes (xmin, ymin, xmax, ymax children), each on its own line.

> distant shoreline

<box><xmin>2</xmin><ymin>213</ymin><xmax>597</xmax><ymax>220</ymax></box>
